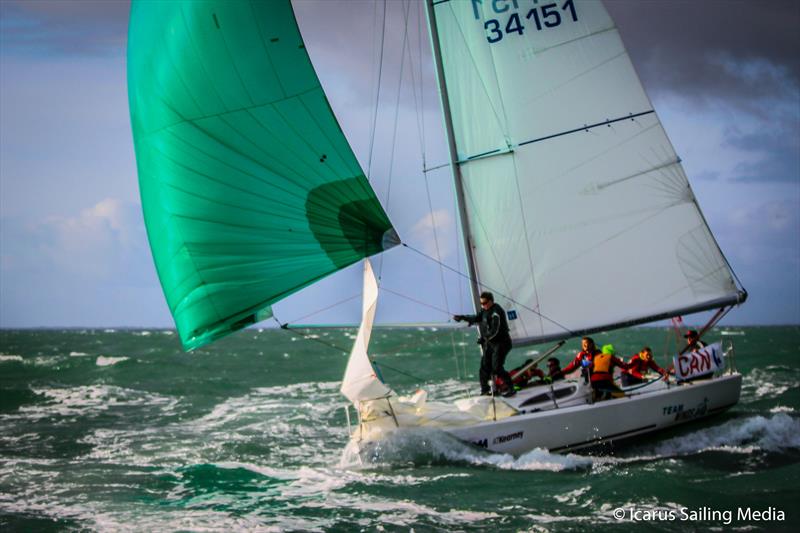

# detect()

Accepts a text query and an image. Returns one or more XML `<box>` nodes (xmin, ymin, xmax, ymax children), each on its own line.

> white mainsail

<box><xmin>428</xmin><ymin>0</ymin><xmax>743</xmax><ymax>345</ymax></box>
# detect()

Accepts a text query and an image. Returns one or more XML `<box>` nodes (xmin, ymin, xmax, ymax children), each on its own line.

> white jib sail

<box><xmin>341</xmin><ymin>259</ymin><xmax>392</xmax><ymax>404</ymax></box>
<box><xmin>430</xmin><ymin>0</ymin><xmax>741</xmax><ymax>344</ymax></box>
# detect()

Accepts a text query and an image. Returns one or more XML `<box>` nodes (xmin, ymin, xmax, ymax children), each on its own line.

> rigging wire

<box><xmin>366</xmin><ymin>0</ymin><xmax>387</xmax><ymax>182</ymax></box>
<box><xmin>378</xmin><ymin>0</ymin><xmax>412</xmax><ymax>280</ymax></box>
<box><xmin>272</xmin><ymin>315</ymin><xmax>351</xmax><ymax>354</ymax></box>
<box><xmin>417</xmin><ymin>0</ymin><xmax>426</xmax><ymax>167</ymax></box>
<box><xmin>380</xmin><ymin>286</ymin><xmax>452</xmax><ymax>317</ymax></box>
<box><xmin>421</xmin><ymin>136</ymin><xmax>462</xmax><ymax>378</ymax></box>
<box><xmin>402</xmin><ymin>242</ymin><xmax>576</xmax><ymax>337</ymax></box>
<box><xmin>413</xmin><ymin>1</ymin><xmax>463</xmax><ymax>379</ymax></box>
<box><xmin>280</xmin><ymin>293</ymin><xmax>361</xmax><ymax>326</ymax></box>
<box><xmin>404</xmin><ymin>0</ymin><xmax>427</xmax><ymax>168</ymax></box>
<box><xmin>372</xmin><ymin>360</ymin><xmax>427</xmax><ymax>383</ymax></box>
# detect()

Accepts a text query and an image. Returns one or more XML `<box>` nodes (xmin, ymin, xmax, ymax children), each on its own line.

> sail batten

<box><xmin>517</xmin><ymin>110</ymin><xmax>656</xmax><ymax>148</ymax></box>
<box><xmin>129</xmin><ymin>0</ymin><xmax>395</xmax><ymax>350</ymax></box>
<box><xmin>429</xmin><ymin>0</ymin><xmax>743</xmax><ymax>341</ymax></box>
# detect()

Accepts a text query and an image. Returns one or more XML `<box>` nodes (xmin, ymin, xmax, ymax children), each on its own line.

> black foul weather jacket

<box><xmin>461</xmin><ymin>303</ymin><xmax>511</xmax><ymax>345</ymax></box>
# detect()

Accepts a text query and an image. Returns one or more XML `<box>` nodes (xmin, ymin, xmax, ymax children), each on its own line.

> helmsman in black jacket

<box><xmin>454</xmin><ymin>291</ymin><xmax>515</xmax><ymax>397</ymax></box>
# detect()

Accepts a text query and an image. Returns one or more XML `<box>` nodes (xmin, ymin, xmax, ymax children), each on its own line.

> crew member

<box><xmin>554</xmin><ymin>337</ymin><xmax>600</xmax><ymax>382</ymax></box>
<box><xmin>684</xmin><ymin>330</ymin><xmax>707</xmax><ymax>352</ymax></box>
<box><xmin>505</xmin><ymin>356</ymin><xmax>565</xmax><ymax>388</ymax></box>
<box><xmin>542</xmin><ymin>357</ymin><xmax>565</xmax><ymax>383</ymax></box>
<box><xmin>454</xmin><ymin>291</ymin><xmax>515</xmax><ymax>397</ymax></box>
<box><xmin>590</xmin><ymin>344</ymin><xmax>630</xmax><ymax>401</ymax></box>
<box><xmin>621</xmin><ymin>346</ymin><xmax>668</xmax><ymax>386</ymax></box>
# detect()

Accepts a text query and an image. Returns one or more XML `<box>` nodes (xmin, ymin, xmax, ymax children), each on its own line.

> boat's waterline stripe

<box><xmin>549</xmin><ymin>401</ymin><xmax>739</xmax><ymax>452</ymax></box>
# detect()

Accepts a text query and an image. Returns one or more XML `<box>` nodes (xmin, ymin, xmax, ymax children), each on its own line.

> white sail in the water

<box><xmin>429</xmin><ymin>0</ymin><xmax>743</xmax><ymax>345</ymax></box>
<box><xmin>341</xmin><ymin>260</ymin><xmax>392</xmax><ymax>403</ymax></box>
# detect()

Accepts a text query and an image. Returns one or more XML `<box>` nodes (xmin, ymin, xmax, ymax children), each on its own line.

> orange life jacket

<box><xmin>591</xmin><ymin>353</ymin><xmax>614</xmax><ymax>382</ymax></box>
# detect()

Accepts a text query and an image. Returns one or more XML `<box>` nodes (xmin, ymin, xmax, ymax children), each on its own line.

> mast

<box><xmin>424</xmin><ymin>0</ymin><xmax>481</xmax><ymax>313</ymax></box>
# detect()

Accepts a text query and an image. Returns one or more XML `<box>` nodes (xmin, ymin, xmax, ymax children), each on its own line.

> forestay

<box><xmin>128</xmin><ymin>0</ymin><xmax>396</xmax><ymax>350</ymax></box>
<box><xmin>429</xmin><ymin>0</ymin><xmax>743</xmax><ymax>345</ymax></box>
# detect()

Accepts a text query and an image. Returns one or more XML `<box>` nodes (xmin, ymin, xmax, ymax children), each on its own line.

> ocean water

<box><xmin>1</xmin><ymin>326</ymin><xmax>798</xmax><ymax>532</ymax></box>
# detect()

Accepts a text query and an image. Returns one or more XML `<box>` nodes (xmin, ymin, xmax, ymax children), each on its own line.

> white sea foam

<box><xmin>0</xmin><ymin>354</ymin><xmax>23</xmax><ymax>362</ymax></box>
<box><xmin>769</xmin><ymin>405</ymin><xmax>795</xmax><ymax>413</ymax></box>
<box><xmin>214</xmin><ymin>461</ymin><xmax>293</xmax><ymax>481</ymax></box>
<box><xmin>1</xmin><ymin>497</ymin><xmax>287</xmax><ymax>533</ymax></box>
<box><xmin>301</xmin><ymin>487</ymin><xmax>499</xmax><ymax>527</ymax></box>
<box><xmin>741</xmin><ymin>368</ymin><xmax>796</xmax><ymax>403</ymax></box>
<box><xmin>18</xmin><ymin>385</ymin><xmax>178</xmax><ymax>420</ymax></box>
<box><xmin>650</xmin><ymin>413</ymin><xmax>800</xmax><ymax>456</ymax></box>
<box><xmin>31</xmin><ymin>356</ymin><xmax>61</xmax><ymax>367</ymax></box>
<box><xmin>472</xmin><ymin>446</ymin><xmax>594</xmax><ymax>472</ymax></box>
<box><xmin>754</xmin><ymin>382</ymin><xmax>790</xmax><ymax>398</ymax></box>
<box><xmin>553</xmin><ymin>486</ymin><xmax>591</xmax><ymax>504</ymax></box>
<box><xmin>69</xmin><ymin>351</ymin><xmax>89</xmax><ymax>356</ymax></box>
<box><xmin>134</xmin><ymin>330</ymin><xmax>151</xmax><ymax>336</ymax></box>
<box><xmin>75</xmin><ymin>381</ymin><xmax>348</xmax><ymax>468</ymax></box>
<box><xmin>96</xmin><ymin>356</ymin><xmax>129</xmax><ymax>366</ymax></box>
<box><xmin>198</xmin><ymin>462</ymin><xmax>498</xmax><ymax>528</ymax></box>
<box><xmin>340</xmin><ymin>427</ymin><xmax>592</xmax><ymax>472</ymax></box>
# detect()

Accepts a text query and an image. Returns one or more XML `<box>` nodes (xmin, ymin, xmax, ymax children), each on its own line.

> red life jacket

<box><xmin>562</xmin><ymin>349</ymin><xmax>598</xmax><ymax>375</ymax></box>
<box><xmin>625</xmin><ymin>355</ymin><xmax>647</xmax><ymax>379</ymax></box>
<box><xmin>624</xmin><ymin>353</ymin><xmax>664</xmax><ymax>379</ymax></box>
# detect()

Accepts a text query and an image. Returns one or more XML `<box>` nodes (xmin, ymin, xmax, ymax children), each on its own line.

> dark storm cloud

<box><xmin>3</xmin><ymin>0</ymin><xmax>798</xmax><ymax>89</ymax></box>
<box><xmin>606</xmin><ymin>0</ymin><xmax>800</xmax><ymax>103</ymax></box>
<box><xmin>0</xmin><ymin>0</ymin><xmax>129</xmax><ymax>56</ymax></box>
<box><xmin>724</xmin><ymin>127</ymin><xmax>800</xmax><ymax>182</ymax></box>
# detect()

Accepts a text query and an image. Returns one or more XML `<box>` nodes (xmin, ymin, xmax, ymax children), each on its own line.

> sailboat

<box><xmin>128</xmin><ymin>0</ymin><xmax>747</xmax><ymax>456</ymax></box>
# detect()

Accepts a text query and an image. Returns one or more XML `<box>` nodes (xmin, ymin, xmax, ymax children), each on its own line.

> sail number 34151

<box><xmin>480</xmin><ymin>0</ymin><xmax>579</xmax><ymax>44</ymax></box>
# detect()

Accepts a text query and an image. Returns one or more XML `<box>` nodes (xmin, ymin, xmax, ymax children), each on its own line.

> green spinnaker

<box><xmin>128</xmin><ymin>0</ymin><xmax>397</xmax><ymax>350</ymax></box>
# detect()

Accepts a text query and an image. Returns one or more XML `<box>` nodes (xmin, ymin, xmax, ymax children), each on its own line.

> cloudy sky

<box><xmin>1</xmin><ymin>0</ymin><xmax>798</xmax><ymax>330</ymax></box>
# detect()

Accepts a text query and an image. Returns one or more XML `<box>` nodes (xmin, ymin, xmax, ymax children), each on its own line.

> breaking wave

<box><xmin>340</xmin><ymin>428</ymin><xmax>592</xmax><ymax>472</ymax></box>
<box><xmin>649</xmin><ymin>413</ymin><xmax>800</xmax><ymax>456</ymax></box>
<box><xmin>96</xmin><ymin>356</ymin><xmax>129</xmax><ymax>366</ymax></box>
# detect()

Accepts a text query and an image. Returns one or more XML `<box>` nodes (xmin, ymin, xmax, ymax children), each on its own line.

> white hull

<box><xmin>345</xmin><ymin>373</ymin><xmax>742</xmax><ymax>458</ymax></box>
<box><xmin>445</xmin><ymin>374</ymin><xmax>741</xmax><ymax>454</ymax></box>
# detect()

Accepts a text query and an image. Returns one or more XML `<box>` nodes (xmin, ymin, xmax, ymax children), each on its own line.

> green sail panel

<box><xmin>128</xmin><ymin>0</ymin><xmax>396</xmax><ymax>350</ymax></box>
